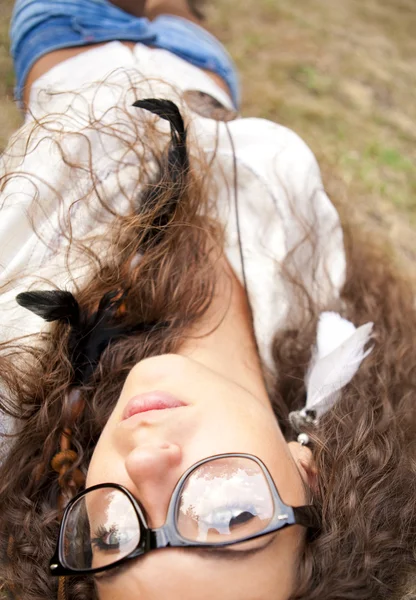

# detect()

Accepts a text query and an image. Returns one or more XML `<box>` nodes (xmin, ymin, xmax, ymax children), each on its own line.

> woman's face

<box><xmin>87</xmin><ymin>353</ymin><xmax>313</xmax><ymax>600</ymax></box>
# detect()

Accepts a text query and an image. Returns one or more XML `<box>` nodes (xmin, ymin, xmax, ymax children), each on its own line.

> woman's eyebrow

<box><xmin>180</xmin><ymin>534</ymin><xmax>278</xmax><ymax>560</ymax></box>
<box><xmin>94</xmin><ymin>561</ymin><xmax>133</xmax><ymax>583</ymax></box>
<box><xmin>95</xmin><ymin>534</ymin><xmax>278</xmax><ymax>583</ymax></box>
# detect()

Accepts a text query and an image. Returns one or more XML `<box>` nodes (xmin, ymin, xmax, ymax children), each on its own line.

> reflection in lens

<box><xmin>177</xmin><ymin>458</ymin><xmax>274</xmax><ymax>543</ymax></box>
<box><xmin>62</xmin><ymin>488</ymin><xmax>141</xmax><ymax>570</ymax></box>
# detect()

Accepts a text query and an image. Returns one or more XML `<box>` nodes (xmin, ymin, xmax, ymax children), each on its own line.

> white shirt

<box><xmin>0</xmin><ymin>42</ymin><xmax>346</xmax><ymax>435</ymax></box>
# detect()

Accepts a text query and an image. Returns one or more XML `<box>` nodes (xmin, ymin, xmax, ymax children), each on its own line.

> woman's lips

<box><xmin>122</xmin><ymin>391</ymin><xmax>187</xmax><ymax>421</ymax></box>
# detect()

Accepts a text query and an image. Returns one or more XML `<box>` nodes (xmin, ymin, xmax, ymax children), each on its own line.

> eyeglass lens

<box><xmin>61</xmin><ymin>457</ymin><xmax>275</xmax><ymax>571</ymax></box>
<box><xmin>177</xmin><ymin>457</ymin><xmax>275</xmax><ymax>542</ymax></box>
<box><xmin>62</xmin><ymin>488</ymin><xmax>141</xmax><ymax>570</ymax></box>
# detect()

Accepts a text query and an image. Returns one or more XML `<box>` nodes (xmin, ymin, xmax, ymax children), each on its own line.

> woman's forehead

<box><xmin>95</xmin><ymin>529</ymin><xmax>302</xmax><ymax>600</ymax></box>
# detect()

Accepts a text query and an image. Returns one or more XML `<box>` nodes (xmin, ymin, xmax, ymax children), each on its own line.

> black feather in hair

<box><xmin>132</xmin><ymin>98</ymin><xmax>188</xmax><ymax>174</ymax></box>
<box><xmin>16</xmin><ymin>289</ymin><xmax>163</xmax><ymax>386</ymax></box>
<box><xmin>132</xmin><ymin>98</ymin><xmax>189</xmax><ymax>247</ymax></box>
<box><xmin>16</xmin><ymin>290</ymin><xmax>80</xmax><ymax>324</ymax></box>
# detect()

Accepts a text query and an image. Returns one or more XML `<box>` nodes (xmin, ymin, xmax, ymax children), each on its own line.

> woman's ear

<box><xmin>287</xmin><ymin>440</ymin><xmax>318</xmax><ymax>495</ymax></box>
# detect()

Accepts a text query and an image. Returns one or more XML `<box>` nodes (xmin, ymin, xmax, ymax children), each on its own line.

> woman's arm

<box><xmin>145</xmin><ymin>0</ymin><xmax>202</xmax><ymax>22</ymax></box>
<box><xmin>103</xmin><ymin>0</ymin><xmax>201</xmax><ymax>21</ymax></box>
<box><xmin>107</xmin><ymin>0</ymin><xmax>146</xmax><ymax>17</ymax></box>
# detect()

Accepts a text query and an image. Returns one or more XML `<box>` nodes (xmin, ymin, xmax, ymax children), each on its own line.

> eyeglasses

<box><xmin>49</xmin><ymin>453</ymin><xmax>320</xmax><ymax>577</ymax></box>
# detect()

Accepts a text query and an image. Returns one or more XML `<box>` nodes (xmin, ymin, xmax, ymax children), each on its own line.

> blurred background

<box><xmin>1</xmin><ymin>0</ymin><xmax>415</xmax><ymax>276</ymax></box>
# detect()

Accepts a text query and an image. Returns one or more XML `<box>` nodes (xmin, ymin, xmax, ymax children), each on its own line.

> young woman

<box><xmin>0</xmin><ymin>1</ymin><xmax>415</xmax><ymax>599</ymax></box>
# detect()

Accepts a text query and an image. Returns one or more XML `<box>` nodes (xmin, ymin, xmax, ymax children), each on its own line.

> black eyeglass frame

<box><xmin>50</xmin><ymin>452</ymin><xmax>320</xmax><ymax>577</ymax></box>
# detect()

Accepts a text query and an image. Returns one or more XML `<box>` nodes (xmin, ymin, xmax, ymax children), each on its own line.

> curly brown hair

<box><xmin>0</xmin><ymin>94</ymin><xmax>415</xmax><ymax>600</ymax></box>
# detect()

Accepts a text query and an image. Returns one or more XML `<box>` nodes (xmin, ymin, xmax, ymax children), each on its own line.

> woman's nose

<box><xmin>125</xmin><ymin>441</ymin><xmax>182</xmax><ymax>528</ymax></box>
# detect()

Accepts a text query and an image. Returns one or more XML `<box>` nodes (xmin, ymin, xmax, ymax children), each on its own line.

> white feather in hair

<box><xmin>304</xmin><ymin>312</ymin><xmax>374</xmax><ymax>418</ymax></box>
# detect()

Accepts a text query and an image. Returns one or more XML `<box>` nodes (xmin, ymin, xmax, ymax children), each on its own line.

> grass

<box><xmin>0</xmin><ymin>0</ymin><xmax>415</xmax><ymax>275</ymax></box>
<box><xmin>0</xmin><ymin>1</ymin><xmax>21</xmax><ymax>148</ymax></box>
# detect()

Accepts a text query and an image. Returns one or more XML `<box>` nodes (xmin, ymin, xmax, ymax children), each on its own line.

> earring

<box><xmin>297</xmin><ymin>432</ymin><xmax>310</xmax><ymax>446</ymax></box>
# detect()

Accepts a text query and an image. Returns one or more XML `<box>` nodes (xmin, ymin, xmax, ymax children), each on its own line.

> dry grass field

<box><xmin>0</xmin><ymin>0</ymin><xmax>415</xmax><ymax>276</ymax></box>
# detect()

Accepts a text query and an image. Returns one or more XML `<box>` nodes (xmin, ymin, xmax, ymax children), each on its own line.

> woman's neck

<box><xmin>178</xmin><ymin>254</ymin><xmax>270</xmax><ymax>406</ymax></box>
